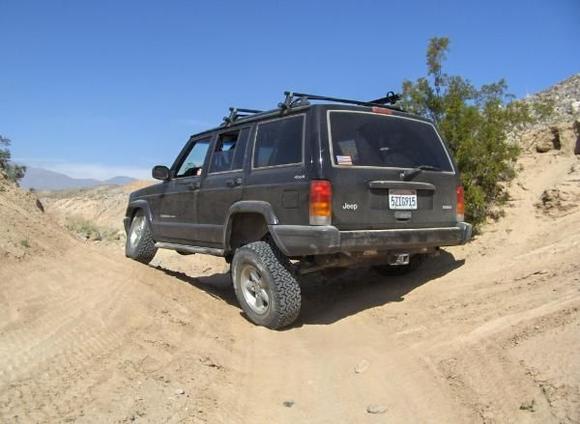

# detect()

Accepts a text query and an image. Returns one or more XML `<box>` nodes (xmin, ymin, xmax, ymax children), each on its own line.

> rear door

<box><xmin>243</xmin><ymin>114</ymin><xmax>310</xmax><ymax>226</ymax></box>
<box><xmin>325</xmin><ymin>110</ymin><xmax>458</xmax><ymax>230</ymax></box>
<box><xmin>156</xmin><ymin>136</ymin><xmax>213</xmax><ymax>242</ymax></box>
<box><xmin>196</xmin><ymin>126</ymin><xmax>252</xmax><ymax>246</ymax></box>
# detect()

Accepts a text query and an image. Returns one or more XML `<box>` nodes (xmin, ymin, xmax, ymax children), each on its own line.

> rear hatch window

<box><xmin>326</xmin><ymin>110</ymin><xmax>458</xmax><ymax>230</ymax></box>
<box><xmin>328</xmin><ymin>111</ymin><xmax>454</xmax><ymax>172</ymax></box>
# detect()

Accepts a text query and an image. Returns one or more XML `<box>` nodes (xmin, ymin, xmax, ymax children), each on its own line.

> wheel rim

<box><xmin>240</xmin><ymin>264</ymin><xmax>270</xmax><ymax>315</ymax></box>
<box><xmin>129</xmin><ymin>216</ymin><xmax>145</xmax><ymax>246</ymax></box>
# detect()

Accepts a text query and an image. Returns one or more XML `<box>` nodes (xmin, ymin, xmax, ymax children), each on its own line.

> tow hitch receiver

<box><xmin>389</xmin><ymin>253</ymin><xmax>410</xmax><ymax>266</ymax></box>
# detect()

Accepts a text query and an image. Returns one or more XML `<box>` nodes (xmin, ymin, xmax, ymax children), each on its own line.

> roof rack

<box><xmin>220</xmin><ymin>90</ymin><xmax>403</xmax><ymax>127</ymax></box>
<box><xmin>222</xmin><ymin>107</ymin><xmax>264</xmax><ymax>126</ymax></box>
<box><xmin>279</xmin><ymin>91</ymin><xmax>402</xmax><ymax>111</ymax></box>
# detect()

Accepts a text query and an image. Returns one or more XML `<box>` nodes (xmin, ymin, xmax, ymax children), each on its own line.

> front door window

<box><xmin>176</xmin><ymin>138</ymin><xmax>211</xmax><ymax>177</ymax></box>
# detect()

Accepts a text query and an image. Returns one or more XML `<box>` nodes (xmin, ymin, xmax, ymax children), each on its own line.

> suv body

<box><xmin>124</xmin><ymin>96</ymin><xmax>472</xmax><ymax>328</ymax></box>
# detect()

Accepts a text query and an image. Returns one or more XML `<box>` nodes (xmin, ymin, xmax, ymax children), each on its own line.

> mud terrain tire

<box><xmin>232</xmin><ymin>240</ymin><xmax>301</xmax><ymax>329</ymax></box>
<box><xmin>125</xmin><ymin>210</ymin><xmax>157</xmax><ymax>264</ymax></box>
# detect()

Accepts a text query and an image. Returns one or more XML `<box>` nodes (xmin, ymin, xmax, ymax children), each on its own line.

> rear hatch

<box><xmin>325</xmin><ymin>109</ymin><xmax>459</xmax><ymax>230</ymax></box>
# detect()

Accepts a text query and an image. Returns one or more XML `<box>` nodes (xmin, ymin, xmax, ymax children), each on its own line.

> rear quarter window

<box><xmin>253</xmin><ymin>115</ymin><xmax>304</xmax><ymax>168</ymax></box>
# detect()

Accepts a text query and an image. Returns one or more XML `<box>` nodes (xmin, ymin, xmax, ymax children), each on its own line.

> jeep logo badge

<box><xmin>342</xmin><ymin>202</ymin><xmax>358</xmax><ymax>211</ymax></box>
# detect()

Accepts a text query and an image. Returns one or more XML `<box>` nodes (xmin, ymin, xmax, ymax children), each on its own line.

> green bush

<box><xmin>401</xmin><ymin>37</ymin><xmax>550</xmax><ymax>228</ymax></box>
<box><xmin>0</xmin><ymin>135</ymin><xmax>26</xmax><ymax>185</ymax></box>
<box><xmin>65</xmin><ymin>217</ymin><xmax>121</xmax><ymax>242</ymax></box>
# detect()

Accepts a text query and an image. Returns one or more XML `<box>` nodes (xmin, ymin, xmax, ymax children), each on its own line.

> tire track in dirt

<box><xmin>0</xmin><ymin>246</ymin><xmax>236</xmax><ymax>423</ymax></box>
<box><xmin>1</xmin><ymin>144</ymin><xmax>579</xmax><ymax>422</ymax></box>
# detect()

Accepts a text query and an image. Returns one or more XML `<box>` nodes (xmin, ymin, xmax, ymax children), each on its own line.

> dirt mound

<box><xmin>0</xmin><ymin>176</ymin><xmax>72</xmax><ymax>259</ymax></box>
<box><xmin>41</xmin><ymin>180</ymin><xmax>155</xmax><ymax>235</ymax></box>
<box><xmin>534</xmin><ymin>160</ymin><xmax>580</xmax><ymax>216</ymax></box>
<box><xmin>537</xmin><ymin>188</ymin><xmax>579</xmax><ymax>215</ymax></box>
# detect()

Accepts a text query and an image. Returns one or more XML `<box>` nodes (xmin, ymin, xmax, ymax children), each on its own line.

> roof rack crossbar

<box><xmin>283</xmin><ymin>91</ymin><xmax>401</xmax><ymax>110</ymax></box>
<box><xmin>234</xmin><ymin>108</ymin><xmax>263</xmax><ymax>114</ymax></box>
<box><xmin>223</xmin><ymin>107</ymin><xmax>264</xmax><ymax>126</ymax></box>
<box><xmin>367</xmin><ymin>91</ymin><xmax>401</xmax><ymax>105</ymax></box>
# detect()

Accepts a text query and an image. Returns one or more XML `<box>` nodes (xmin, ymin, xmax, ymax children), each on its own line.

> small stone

<box><xmin>354</xmin><ymin>359</ymin><xmax>370</xmax><ymax>374</ymax></box>
<box><xmin>519</xmin><ymin>399</ymin><xmax>536</xmax><ymax>412</ymax></box>
<box><xmin>535</xmin><ymin>139</ymin><xmax>552</xmax><ymax>153</ymax></box>
<box><xmin>283</xmin><ymin>400</ymin><xmax>295</xmax><ymax>408</ymax></box>
<box><xmin>367</xmin><ymin>404</ymin><xmax>387</xmax><ymax>414</ymax></box>
<box><xmin>175</xmin><ymin>389</ymin><xmax>185</xmax><ymax>395</ymax></box>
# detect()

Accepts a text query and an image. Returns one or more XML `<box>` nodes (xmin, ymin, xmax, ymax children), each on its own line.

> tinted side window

<box><xmin>253</xmin><ymin>115</ymin><xmax>303</xmax><ymax>168</ymax></box>
<box><xmin>175</xmin><ymin>138</ymin><xmax>211</xmax><ymax>177</ymax></box>
<box><xmin>209</xmin><ymin>127</ymin><xmax>250</xmax><ymax>173</ymax></box>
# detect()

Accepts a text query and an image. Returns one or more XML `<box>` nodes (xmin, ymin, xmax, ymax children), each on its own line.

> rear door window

<box><xmin>253</xmin><ymin>115</ymin><xmax>304</xmax><ymax>168</ymax></box>
<box><xmin>328</xmin><ymin>111</ymin><xmax>454</xmax><ymax>172</ymax></box>
<box><xmin>209</xmin><ymin>127</ymin><xmax>250</xmax><ymax>173</ymax></box>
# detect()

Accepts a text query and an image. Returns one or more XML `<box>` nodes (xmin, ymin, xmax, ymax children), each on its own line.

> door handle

<box><xmin>188</xmin><ymin>181</ymin><xmax>201</xmax><ymax>190</ymax></box>
<box><xmin>226</xmin><ymin>177</ymin><xmax>243</xmax><ymax>187</ymax></box>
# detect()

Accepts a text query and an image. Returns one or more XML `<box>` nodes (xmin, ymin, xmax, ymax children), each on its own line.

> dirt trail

<box><xmin>1</xmin><ymin>150</ymin><xmax>579</xmax><ymax>423</ymax></box>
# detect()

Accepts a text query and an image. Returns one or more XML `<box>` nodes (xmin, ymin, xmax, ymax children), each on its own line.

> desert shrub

<box><xmin>401</xmin><ymin>37</ymin><xmax>551</xmax><ymax>228</ymax></box>
<box><xmin>0</xmin><ymin>135</ymin><xmax>26</xmax><ymax>185</ymax></box>
<box><xmin>65</xmin><ymin>217</ymin><xmax>121</xmax><ymax>242</ymax></box>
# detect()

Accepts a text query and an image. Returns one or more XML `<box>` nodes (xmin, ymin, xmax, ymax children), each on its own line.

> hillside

<box><xmin>19</xmin><ymin>166</ymin><xmax>138</xmax><ymax>191</ymax></box>
<box><xmin>40</xmin><ymin>180</ymin><xmax>155</xmax><ymax>236</ymax></box>
<box><xmin>1</xmin><ymin>76</ymin><xmax>579</xmax><ymax>423</ymax></box>
<box><xmin>0</xmin><ymin>172</ymin><xmax>72</xmax><ymax>258</ymax></box>
<box><xmin>514</xmin><ymin>73</ymin><xmax>580</xmax><ymax>155</ymax></box>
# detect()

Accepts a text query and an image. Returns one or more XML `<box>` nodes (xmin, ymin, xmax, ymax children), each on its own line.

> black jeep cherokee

<box><xmin>124</xmin><ymin>91</ymin><xmax>472</xmax><ymax>329</ymax></box>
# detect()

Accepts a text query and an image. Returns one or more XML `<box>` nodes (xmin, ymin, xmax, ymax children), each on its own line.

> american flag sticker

<box><xmin>336</xmin><ymin>155</ymin><xmax>352</xmax><ymax>165</ymax></box>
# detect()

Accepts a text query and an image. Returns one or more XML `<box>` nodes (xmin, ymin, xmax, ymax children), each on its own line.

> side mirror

<box><xmin>152</xmin><ymin>165</ymin><xmax>170</xmax><ymax>181</ymax></box>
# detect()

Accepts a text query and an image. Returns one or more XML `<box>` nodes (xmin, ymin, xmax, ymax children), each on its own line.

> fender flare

<box><xmin>124</xmin><ymin>200</ymin><xmax>154</xmax><ymax>234</ymax></box>
<box><xmin>223</xmin><ymin>201</ymin><xmax>279</xmax><ymax>253</ymax></box>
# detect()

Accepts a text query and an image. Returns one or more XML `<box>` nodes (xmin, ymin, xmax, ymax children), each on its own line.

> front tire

<box><xmin>232</xmin><ymin>241</ymin><xmax>301</xmax><ymax>329</ymax></box>
<box><xmin>125</xmin><ymin>210</ymin><xmax>157</xmax><ymax>264</ymax></box>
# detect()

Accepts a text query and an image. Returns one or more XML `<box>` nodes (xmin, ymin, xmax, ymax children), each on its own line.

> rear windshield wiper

<box><xmin>401</xmin><ymin>165</ymin><xmax>442</xmax><ymax>180</ymax></box>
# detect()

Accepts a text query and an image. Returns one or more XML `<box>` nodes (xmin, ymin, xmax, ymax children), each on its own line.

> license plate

<box><xmin>389</xmin><ymin>189</ymin><xmax>417</xmax><ymax>210</ymax></box>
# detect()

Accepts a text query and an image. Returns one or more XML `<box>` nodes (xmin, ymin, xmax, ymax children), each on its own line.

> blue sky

<box><xmin>1</xmin><ymin>0</ymin><xmax>579</xmax><ymax>179</ymax></box>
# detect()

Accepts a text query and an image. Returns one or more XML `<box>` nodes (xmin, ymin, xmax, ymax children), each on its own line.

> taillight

<box><xmin>456</xmin><ymin>185</ymin><xmax>465</xmax><ymax>222</ymax></box>
<box><xmin>371</xmin><ymin>106</ymin><xmax>393</xmax><ymax>115</ymax></box>
<box><xmin>310</xmin><ymin>180</ymin><xmax>332</xmax><ymax>225</ymax></box>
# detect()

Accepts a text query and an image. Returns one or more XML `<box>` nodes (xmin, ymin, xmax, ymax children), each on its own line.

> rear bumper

<box><xmin>269</xmin><ymin>222</ymin><xmax>472</xmax><ymax>257</ymax></box>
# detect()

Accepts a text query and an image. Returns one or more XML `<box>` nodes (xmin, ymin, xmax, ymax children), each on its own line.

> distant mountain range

<box><xmin>20</xmin><ymin>167</ymin><xmax>136</xmax><ymax>191</ymax></box>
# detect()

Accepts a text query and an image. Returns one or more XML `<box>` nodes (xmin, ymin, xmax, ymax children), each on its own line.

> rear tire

<box><xmin>373</xmin><ymin>254</ymin><xmax>424</xmax><ymax>276</ymax></box>
<box><xmin>125</xmin><ymin>210</ymin><xmax>157</xmax><ymax>264</ymax></box>
<box><xmin>232</xmin><ymin>240</ymin><xmax>301</xmax><ymax>329</ymax></box>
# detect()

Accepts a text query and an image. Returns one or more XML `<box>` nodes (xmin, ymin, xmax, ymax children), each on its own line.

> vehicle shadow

<box><xmin>297</xmin><ymin>250</ymin><xmax>464</xmax><ymax>327</ymax></box>
<box><xmin>154</xmin><ymin>250</ymin><xmax>464</xmax><ymax>328</ymax></box>
<box><xmin>153</xmin><ymin>266</ymin><xmax>239</xmax><ymax>307</ymax></box>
